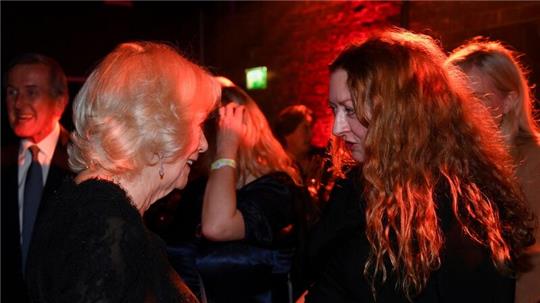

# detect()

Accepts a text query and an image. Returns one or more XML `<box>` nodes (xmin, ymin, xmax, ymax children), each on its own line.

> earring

<box><xmin>159</xmin><ymin>155</ymin><xmax>164</xmax><ymax>180</ymax></box>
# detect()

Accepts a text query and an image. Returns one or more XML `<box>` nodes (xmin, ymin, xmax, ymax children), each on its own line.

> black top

<box><xmin>304</xmin><ymin>168</ymin><xmax>515</xmax><ymax>303</ymax></box>
<box><xmin>196</xmin><ymin>172</ymin><xmax>303</xmax><ymax>303</ymax></box>
<box><xmin>236</xmin><ymin>172</ymin><xmax>299</xmax><ymax>246</ymax></box>
<box><xmin>146</xmin><ymin>172</ymin><xmax>307</xmax><ymax>303</ymax></box>
<box><xmin>26</xmin><ymin>178</ymin><xmax>198</xmax><ymax>303</ymax></box>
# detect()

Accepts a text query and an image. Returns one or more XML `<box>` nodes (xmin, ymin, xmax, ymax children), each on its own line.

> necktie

<box><xmin>21</xmin><ymin>145</ymin><xmax>43</xmax><ymax>272</ymax></box>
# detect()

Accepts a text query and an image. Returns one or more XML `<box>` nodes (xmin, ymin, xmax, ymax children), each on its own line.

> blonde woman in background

<box><xmin>448</xmin><ymin>38</ymin><xmax>540</xmax><ymax>303</ymax></box>
<box><xmin>198</xmin><ymin>77</ymin><xmax>310</xmax><ymax>302</ymax></box>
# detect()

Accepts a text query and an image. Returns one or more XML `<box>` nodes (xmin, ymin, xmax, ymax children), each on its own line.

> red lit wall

<box><xmin>407</xmin><ymin>1</ymin><xmax>540</xmax><ymax>110</ymax></box>
<box><xmin>205</xmin><ymin>1</ymin><xmax>402</xmax><ymax>148</ymax></box>
<box><xmin>205</xmin><ymin>1</ymin><xmax>540</xmax><ymax>148</ymax></box>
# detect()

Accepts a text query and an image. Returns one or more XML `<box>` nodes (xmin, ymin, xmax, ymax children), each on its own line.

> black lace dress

<box><xmin>26</xmin><ymin>178</ymin><xmax>198</xmax><ymax>303</ymax></box>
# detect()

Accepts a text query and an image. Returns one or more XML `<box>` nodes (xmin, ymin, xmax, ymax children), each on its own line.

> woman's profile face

<box><xmin>329</xmin><ymin>69</ymin><xmax>368</xmax><ymax>163</ymax></box>
<box><xmin>165</xmin><ymin>115</ymin><xmax>209</xmax><ymax>190</ymax></box>
<box><xmin>465</xmin><ymin>67</ymin><xmax>508</xmax><ymax>126</ymax></box>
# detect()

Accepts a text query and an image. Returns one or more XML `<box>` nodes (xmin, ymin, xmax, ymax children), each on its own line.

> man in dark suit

<box><xmin>2</xmin><ymin>53</ymin><xmax>72</xmax><ymax>302</ymax></box>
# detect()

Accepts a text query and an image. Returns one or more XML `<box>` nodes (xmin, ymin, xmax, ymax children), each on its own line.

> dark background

<box><xmin>2</xmin><ymin>1</ymin><xmax>540</xmax><ymax>147</ymax></box>
<box><xmin>2</xmin><ymin>1</ymin><xmax>224</xmax><ymax>145</ymax></box>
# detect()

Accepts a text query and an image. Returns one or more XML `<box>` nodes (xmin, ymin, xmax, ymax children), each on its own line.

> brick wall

<box><xmin>205</xmin><ymin>1</ymin><xmax>402</xmax><ymax>148</ymax></box>
<box><xmin>3</xmin><ymin>2</ymin><xmax>538</xmax><ymax>148</ymax></box>
<box><xmin>408</xmin><ymin>1</ymin><xmax>540</xmax><ymax>48</ymax></box>
<box><xmin>205</xmin><ymin>1</ymin><xmax>540</xmax><ymax>148</ymax></box>
<box><xmin>407</xmin><ymin>1</ymin><xmax>540</xmax><ymax>104</ymax></box>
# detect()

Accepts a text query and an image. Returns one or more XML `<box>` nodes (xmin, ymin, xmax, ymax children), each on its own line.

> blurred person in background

<box><xmin>2</xmin><ymin>53</ymin><xmax>71</xmax><ymax>303</ymax></box>
<box><xmin>448</xmin><ymin>37</ymin><xmax>540</xmax><ymax>303</ymax></box>
<box><xmin>274</xmin><ymin>105</ymin><xmax>335</xmax><ymax>207</ymax></box>
<box><xmin>199</xmin><ymin>77</ymin><xmax>311</xmax><ymax>303</ymax></box>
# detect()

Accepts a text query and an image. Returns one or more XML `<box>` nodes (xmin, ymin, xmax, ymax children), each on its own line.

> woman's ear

<box><xmin>503</xmin><ymin>91</ymin><xmax>519</xmax><ymax>114</ymax></box>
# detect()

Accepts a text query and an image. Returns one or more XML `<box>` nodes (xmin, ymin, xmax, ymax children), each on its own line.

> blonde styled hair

<box><xmin>447</xmin><ymin>37</ymin><xmax>540</xmax><ymax>144</ymax></box>
<box><xmin>211</xmin><ymin>79</ymin><xmax>301</xmax><ymax>186</ymax></box>
<box><xmin>330</xmin><ymin>28</ymin><xmax>534</xmax><ymax>299</ymax></box>
<box><xmin>69</xmin><ymin>41</ymin><xmax>220</xmax><ymax>179</ymax></box>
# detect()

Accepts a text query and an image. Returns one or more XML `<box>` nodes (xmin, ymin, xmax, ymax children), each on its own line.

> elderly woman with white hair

<box><xmin>26</xmin><ymin>41</ymin><xmax>220</xmax><ymax>303</ymax></box>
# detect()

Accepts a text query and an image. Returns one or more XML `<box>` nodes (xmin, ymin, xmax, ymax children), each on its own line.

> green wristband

<box><xmin>211</xmin><ymin>158</ymin><xmax>237</xmax><ymax>170</ymax></box>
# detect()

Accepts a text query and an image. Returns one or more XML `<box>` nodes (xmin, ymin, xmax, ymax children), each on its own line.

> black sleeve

<box><xmin>299</xmin><ymin>173</ymin><xmax>364</xmax><ymax>290</ymax></box>
<box><xmin>237</xmin><ymin>174</ymin><xmax>296</xmax><ymax>246</ymax></box>
<box><xmin>309</xmin><ymin>180</ymin><xmax>359</xmax><ymax>264</ymax></box>
<box><xmin>57</xmin><ymin>215</ymin><xmax>148</xmax><ymax>303</ymax></box>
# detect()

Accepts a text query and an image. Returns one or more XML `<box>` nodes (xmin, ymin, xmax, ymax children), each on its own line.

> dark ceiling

<box><xmin>1</xmin><ymin>1</ymin><xmax>236</xmax><ymax>79</ymax></box>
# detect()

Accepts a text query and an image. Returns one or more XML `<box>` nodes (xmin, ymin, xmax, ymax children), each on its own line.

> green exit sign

<box><xmin>245</xmin><ymin>66</ymin><xmax>267</xmax><ymax>90</ymax></box>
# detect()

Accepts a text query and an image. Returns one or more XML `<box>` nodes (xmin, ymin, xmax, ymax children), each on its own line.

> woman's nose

<box><xmin>332</xmin><ymin>112</ymin><xmax>349</xmax><ymax>137</ymax></box>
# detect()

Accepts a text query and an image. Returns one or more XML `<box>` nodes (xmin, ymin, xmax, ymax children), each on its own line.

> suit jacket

<box><xmin>1</xmin><ymin>126</ymin><xmax>72</xmax><ymax>303</ymax></box>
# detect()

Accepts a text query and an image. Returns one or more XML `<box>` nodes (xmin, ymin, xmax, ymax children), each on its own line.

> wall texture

<box><xmin>408</xmin><ymin>1</ymin><xmax>540</xmax><ymax>49</ymax></box>
<box><xmin>205</xmin><ymin>1</ymin><xmax>540</xmax><ymax>148</ymax></box>
<box><xmin>408</xmin><ymin>1</ymin><xmax>540</xmax><ymax>103</ymax></box>
<box><xmin>205</xmin><ymin>1</ymin><xmax>402</xmax><ymax>147</ymax></box>
<box><xmin>3</xmin><ymin>1</ymin><xmax>539</xmax><ymax>148</ymax></box>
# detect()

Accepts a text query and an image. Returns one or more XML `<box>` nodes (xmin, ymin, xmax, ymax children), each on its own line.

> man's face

<box><xmin>285</xmin><ymin>117</ymin><xmax>313</xmax><ymax>156</ymax></box>
<box><xmin>6</xmin><ymin>64</ymin><xmax>65</xmax><ymax>143</ymax></box>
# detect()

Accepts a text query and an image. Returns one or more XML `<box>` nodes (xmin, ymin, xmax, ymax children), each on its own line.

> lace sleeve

<box><xmin>237</xmin><ymin>175</ymin><xmax>295</xmax><ymax>246</ymax></box>
<box><xmin>57</xmin><ymin>215</ymin><xmax>149</xmax><ymax>303</ymax></box>
<box><xmin>27</xmin><ymin>179</ymin><xmax>197</xmax><ymax>303</ymax></box>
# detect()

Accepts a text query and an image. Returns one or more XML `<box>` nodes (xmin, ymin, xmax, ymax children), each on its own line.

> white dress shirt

<box><xmin>18</xmin><ymin>122</ymin><xmax>61</xmax><ymax>237</ymax></box>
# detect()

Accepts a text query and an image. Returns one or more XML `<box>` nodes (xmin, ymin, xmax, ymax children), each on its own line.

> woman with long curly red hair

<box><xmin>301</xmin><ymin>28</ymin><xmax>535</xmax><ymax>303</ymax></box>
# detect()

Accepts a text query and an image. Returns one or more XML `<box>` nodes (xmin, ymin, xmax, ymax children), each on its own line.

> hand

<box><xmin>295</xmin><ymin>290</ymin><xmax>308</xmax><ymax>303</ymax></box>
<box><xmin>216</xmin><ymin>102</ymin><xmax>246</xmax><ymax>158</ymax></box>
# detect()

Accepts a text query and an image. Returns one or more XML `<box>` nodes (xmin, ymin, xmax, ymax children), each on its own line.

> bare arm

<box><xmin>201</xmin><ymin>103</ymin><xmax>247</xmax><ymax>241</ymax></box>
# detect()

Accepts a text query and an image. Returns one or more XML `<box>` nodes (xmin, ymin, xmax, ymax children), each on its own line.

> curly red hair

<box><xmin>330</xmin><ymin>28</ymin><xmax>535</xmax><ymax>299</ymax></box>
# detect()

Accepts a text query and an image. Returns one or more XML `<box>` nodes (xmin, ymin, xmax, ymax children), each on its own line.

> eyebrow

<box><xmin>329</xmin><ymin>98</ymin><xmax>353</xmax><ymax>104</ymax></box>
<box><xmin>7</xmin><ymin>84</ymin><xmax>39</xmax><ymax>90</ymax></box>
